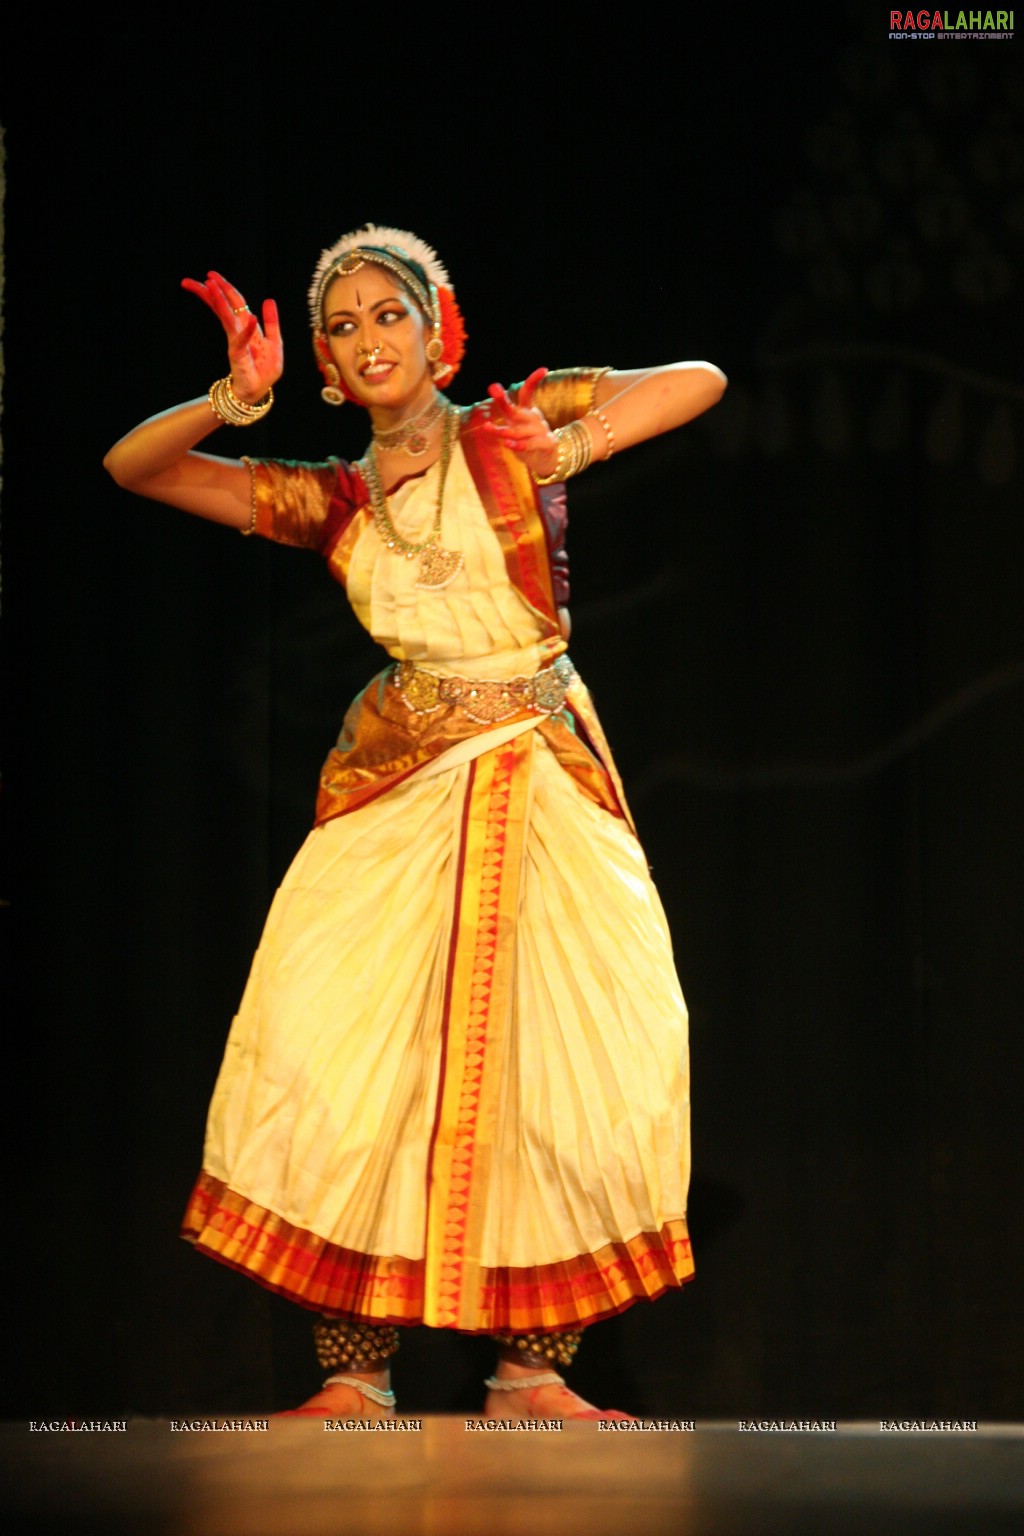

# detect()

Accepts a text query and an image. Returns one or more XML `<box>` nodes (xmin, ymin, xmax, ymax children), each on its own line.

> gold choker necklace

<box><xmin>371</xmin><ymin>394</ymin><xmax>447</xmax><ymax>457</ymax></box>
<box><xmin>362</xmin><ymin>404</ymin><xmax>464</xmax><ymax>591</ymax></box>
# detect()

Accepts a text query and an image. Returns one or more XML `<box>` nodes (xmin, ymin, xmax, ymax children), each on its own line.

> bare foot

<box><xmin>484</xmin><ymin>1368</ymin><xmax>635</xmax><ymax>1422</ymax></box>
<box><xmin>274</xmin><ymin>1372</ymin><xmax>394</xmax><ymax>1420</ymax></box>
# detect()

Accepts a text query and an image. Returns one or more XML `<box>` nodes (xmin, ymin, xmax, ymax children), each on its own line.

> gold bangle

<box><xmin>587</xmin><ymin>408</ymin><xmax>615</xmax><ymax>461</ymax></box>
<box><xmin>587</xmin><ymin>366</ymin><xmax>612</xmax><ymax>413</ymax></box>
<box><xmin>208</xmin><ymin>376</ymin><xmax>274</xmax><ymax>427</ymax></box>
<box><xmin>532</xmin><ymin>419</ymin><xmax>594</xmax><ymax>485</ymax></box>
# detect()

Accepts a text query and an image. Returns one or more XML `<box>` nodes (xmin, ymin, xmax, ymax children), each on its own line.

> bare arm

<box><xmin>102</xmin><ymin>272</ymin><xmax>283</xmax><ymax>529</ymax></box>
<box><xmin>103</xmin><ymin>399</ymin><xmax>254</xmax><ymax>528</ymax></box>
<box><xmin>592</xmin><ymin>362</ymin><xmax>727</xmax><ymax>448</ymax></box>
<box><xmin>485</xmin><ymin>361</ymin><xmax>727</xmax><ymax>478</ymax></box>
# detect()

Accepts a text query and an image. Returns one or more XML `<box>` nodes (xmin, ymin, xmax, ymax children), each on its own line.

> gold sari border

<box><xmin>476</xmin><ymin>1221</ymin><xmax>694</xmax><ymax>1332</ymax></box>
<box><xmin>314</xmin><ymin>667</ymin><xmax>544</xmax><ymax>828</ymax></box>
<box><xmin>182</xmin><ymin>1173</ymin><xmax>691</xmax><ymax>1329</ymax></box>
<box><xmin>424</xmin><ymin>735</ymin><xmax>534</xmax><ymax>1329</ymax></box>
<box><xmin>314</xmin><ymin>666</ymin><xmax>631</xmax><ymax>832</ymax></box>
<box><xmin>460</xmin><ymin>405</ymin><xmax>560</xmax><ymax>633</ymax></box>
<box><xmin>181</xmin><ymin>1172</ymin><xmax>425</xmax><ymax>1321</ymax></box>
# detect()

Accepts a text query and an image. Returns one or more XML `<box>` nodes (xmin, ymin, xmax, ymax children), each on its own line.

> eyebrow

<box><xmin>325</xmin><ymin>296</ymin><xmax>407</xmax><ymax>321</ymax></box>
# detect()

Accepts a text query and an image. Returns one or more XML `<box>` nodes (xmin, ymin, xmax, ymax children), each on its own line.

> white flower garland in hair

<box><xmin>307</xmin><ymin>223</ymin><xmax>452</xmax><ymax>327</ymax></box>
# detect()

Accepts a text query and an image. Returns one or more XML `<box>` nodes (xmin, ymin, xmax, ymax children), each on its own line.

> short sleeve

<box><xmin>242</xmin><ymin>457</ymin><xmax>344</xmax><ymax>549</ymax></box>
<box><xmin>511</xmin><ymin>367</ymin><xmax>611</xmax><ymax>428</ymax></box>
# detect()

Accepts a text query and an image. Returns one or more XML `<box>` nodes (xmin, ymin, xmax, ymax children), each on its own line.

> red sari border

<box><xmin>181</xmin><ymin>1173</ymin><xmax>693</xmax><ymax>1329</ymax></box>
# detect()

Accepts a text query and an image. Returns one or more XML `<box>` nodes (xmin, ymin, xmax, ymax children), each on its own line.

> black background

<box><xmin>2</xmin><ymin>6</ymin><xmax>1022</xmax><ymax>1422</ymax></box>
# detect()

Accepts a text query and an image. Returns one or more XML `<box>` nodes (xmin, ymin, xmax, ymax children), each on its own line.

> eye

<box><xmin>328</xmin><ymin>319</ymin><xmax>356</xmax><ymax>337</ymax></box>
<box><xmin>378</xmin><ymin>306</ymin><xmax>409</xmax><ymax>326</ymax></box>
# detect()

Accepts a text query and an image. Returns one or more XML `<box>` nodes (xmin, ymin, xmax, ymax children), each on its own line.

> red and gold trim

<box><xmin>423</xmin><ymin>735</ymin><xmax>534</xmax><ymax>1329</ymax></box>
<box><xmin>311</xmin><ymin>670</ymin><xmax>634</xmax><ymax>833</ymax></box>
<box><xmin>313</xmin><ymin>666</ymin><xmax>547</xmax><ymax>828</ymax></box>
<box><xmin>461</xmin><ymin>408</ymin><xmax>560</xmax><ymax>634</ymax></box>
<box><xmin>182</xmin><ymin>1173</ymin><xmax>692</xmax><ymax>1326</ymax></box>
<box><xmin>182</xmin><ymin>1171</ymin><xmax>425</xmax><ymax>1321</ymax></box>
<box><xmin>563</xmin><ymin>687</ymin><xmax>637</xmax><ymax>835</ymax></box>
<box><xmin>478</xmin><ymin>1220</ymin><xmax>693</xmax><ymax>1332</ymax></box>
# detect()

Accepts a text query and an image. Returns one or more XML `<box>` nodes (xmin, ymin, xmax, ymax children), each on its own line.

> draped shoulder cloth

<box><xmin>242</xmin><ymin>368</ymin><xmax>631</xmax><ymax>830</ymax></box>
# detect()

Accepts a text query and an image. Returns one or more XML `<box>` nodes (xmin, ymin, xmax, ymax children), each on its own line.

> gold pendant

<box><xmin>416</xmin><ymin>543</ymin><xmax>464</xmax><ymax>590</ymax></box>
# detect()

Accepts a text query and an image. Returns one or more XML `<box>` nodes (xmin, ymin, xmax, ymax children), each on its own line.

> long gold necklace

<box><xmin>362</xmin><ymin>404</ymin><xmax>465</xmax><ymax>591</ymax></box>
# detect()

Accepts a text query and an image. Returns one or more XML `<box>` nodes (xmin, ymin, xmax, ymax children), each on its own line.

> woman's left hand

<box><xmin>485</xmin><ymin>368</ymin><xmax>559</xmax><ymax>479</ymax></box>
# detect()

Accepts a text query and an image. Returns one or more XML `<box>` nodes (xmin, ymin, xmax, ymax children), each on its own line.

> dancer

<box><xmin>104</xmin><ymin>224</ymin><xmax>726</xmax><ymax>1420</ymax></box>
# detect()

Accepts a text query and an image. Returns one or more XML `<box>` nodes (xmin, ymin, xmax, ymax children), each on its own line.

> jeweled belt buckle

<box><xmin>533</xmin><ymin>655</ymin><xmax>573</xmax><ymax>711</ymax></box>
<box><xmin>395</xmin><ymin>656</ymin><xmax>574</xmax><ymax>722</ymax></box>
<box><xmin>395</xmin><ymin>663</ymin><xmax>442</xmax><ymax>712</ymax></box>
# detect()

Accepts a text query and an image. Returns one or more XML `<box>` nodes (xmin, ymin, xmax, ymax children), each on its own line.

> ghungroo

<box><xmin>313</xmin><ymin>1318</ymin><xmax>401</xmax><ymax>1372</ymax></box>
<box><xmin>492</xmin><ymin>1329</ymin><xmax>583</xmax><ymax>1369</ymax></box>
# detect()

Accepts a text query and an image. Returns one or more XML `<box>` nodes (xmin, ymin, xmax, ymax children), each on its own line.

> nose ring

<box><xmin>357</xmin><ymin>342</ymin><xmax>383</xmax><ymax>361</ymax></box>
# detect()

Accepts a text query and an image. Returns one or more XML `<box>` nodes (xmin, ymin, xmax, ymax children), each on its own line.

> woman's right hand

<box><xmin>181</xmin><ymin>270</ymin><xmax>283</xmax><ymax>402</ymax></box>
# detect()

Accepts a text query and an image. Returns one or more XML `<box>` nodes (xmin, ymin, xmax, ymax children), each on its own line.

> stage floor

<box><xmin>3</xmin><ymin>1418</ymin><xmax>1022</xmax><ymax>1536</ymax></box>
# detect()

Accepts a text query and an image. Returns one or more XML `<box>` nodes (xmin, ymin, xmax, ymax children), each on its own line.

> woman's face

<box><xmin>322</xmin><ymin>263</ymin><xmax>431</xmax><ymax>411</ymax></box>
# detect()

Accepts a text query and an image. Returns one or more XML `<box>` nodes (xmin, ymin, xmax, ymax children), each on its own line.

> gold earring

<box><xmin>321</xmin><ymin>361</ymin><xmax>345</xmax><ymax>407</ymax></box>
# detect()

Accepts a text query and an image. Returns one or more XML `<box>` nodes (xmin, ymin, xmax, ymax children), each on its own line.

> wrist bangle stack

<box><xmin>208</xmin><ymin>376</ymin><xmax>274</xmax><ymax>427</ymax></box>
<box><xmin>532</xmin><ymin>418</ymin><xmax>594</xmax><ymax>486</ymax></box>
<box><xmin>587</xmin><ymin>408</ymin><xmax>615</xmax><ymax>461</ymax></box>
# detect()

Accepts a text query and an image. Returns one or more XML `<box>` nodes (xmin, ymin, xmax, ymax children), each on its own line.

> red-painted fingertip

<box><xmin>518</xmin><ymin>366</ymin><xmax>549</xmax><ymax>407</ymax></box>
<box><xmin>488</xmin><ymin>383</ymin><xmax>513</xmax><ymax>419</ymax></box>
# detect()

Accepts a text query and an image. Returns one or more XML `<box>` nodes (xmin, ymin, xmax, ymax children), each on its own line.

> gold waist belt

<box><xmin>394</xmin><ymin>655</ymin><xmax>574</xmax><ymax>725</ymax></box>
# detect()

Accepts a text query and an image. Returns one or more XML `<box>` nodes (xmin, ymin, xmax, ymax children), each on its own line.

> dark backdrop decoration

<box><xmin>2</xmin><ymin>9</ymin><xmax>1021</xmax><ymax>1422</ymax></box>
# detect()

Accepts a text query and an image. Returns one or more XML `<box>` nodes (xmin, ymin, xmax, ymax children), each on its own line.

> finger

<box><xmin>484</xmin><ymin>420</ymin><xmax>534</xmax><ymax>441</ymax></box>
<box><xmin>485</xmin><ymin>426</ymin><xmax>551</xmax><ymax>461</ymax></box>
<box><xmin>490</xmin><ymin>420</ymin><xmax>544</xmax><ymax>442</ymax></box>
<box><xmin>261</xmin><ymin>297</ymin><xmax>281</xmax><ymax>340</ymax></box>
<box><xmin>504</xmin><ymin>436</ymin><xmax>550</xmax><ymax>456</ymax></box>
<box><xmin>181</xmin><ymin>277</ymin><xmax>219</xmax><ymax>313</ymax></box>
<box><xmin>207</xmin><ymin>270</ymin><xmax>250</xmax><ymax>312</ymax></box>
<box><xmin>228</xmin><ymin>314</ymin><xmax>260</xmax><ymax>355</ymax></box>
<box><xmin>487</xmin><ymin>382</ymin><xmax>515</xmax><ymax>420</ymax></box>
<box><xmin>206</xmin><ymin>272</ymin><xmax>258</xmax><ymax>333</ymax></box>
<box><xmin>517</xmin><ymin>367</ymin><xmax>548</xmax><ymax>411</ymax></box>
<box><xmin>195</xmin><ymin>274</ymin><xmax>238</xmax><ymax>329</ymax></box>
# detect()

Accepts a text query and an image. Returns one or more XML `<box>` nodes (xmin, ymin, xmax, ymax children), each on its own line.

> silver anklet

<box><xmin>484</xmin><ymin>1372</ymin><xmax>564</xmax><ymax>1391</ymax></box>
<box><xmin>323</xmin><ymin>1373</ymin><xmax>397</xmax><ymax>1409</ymax></box>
